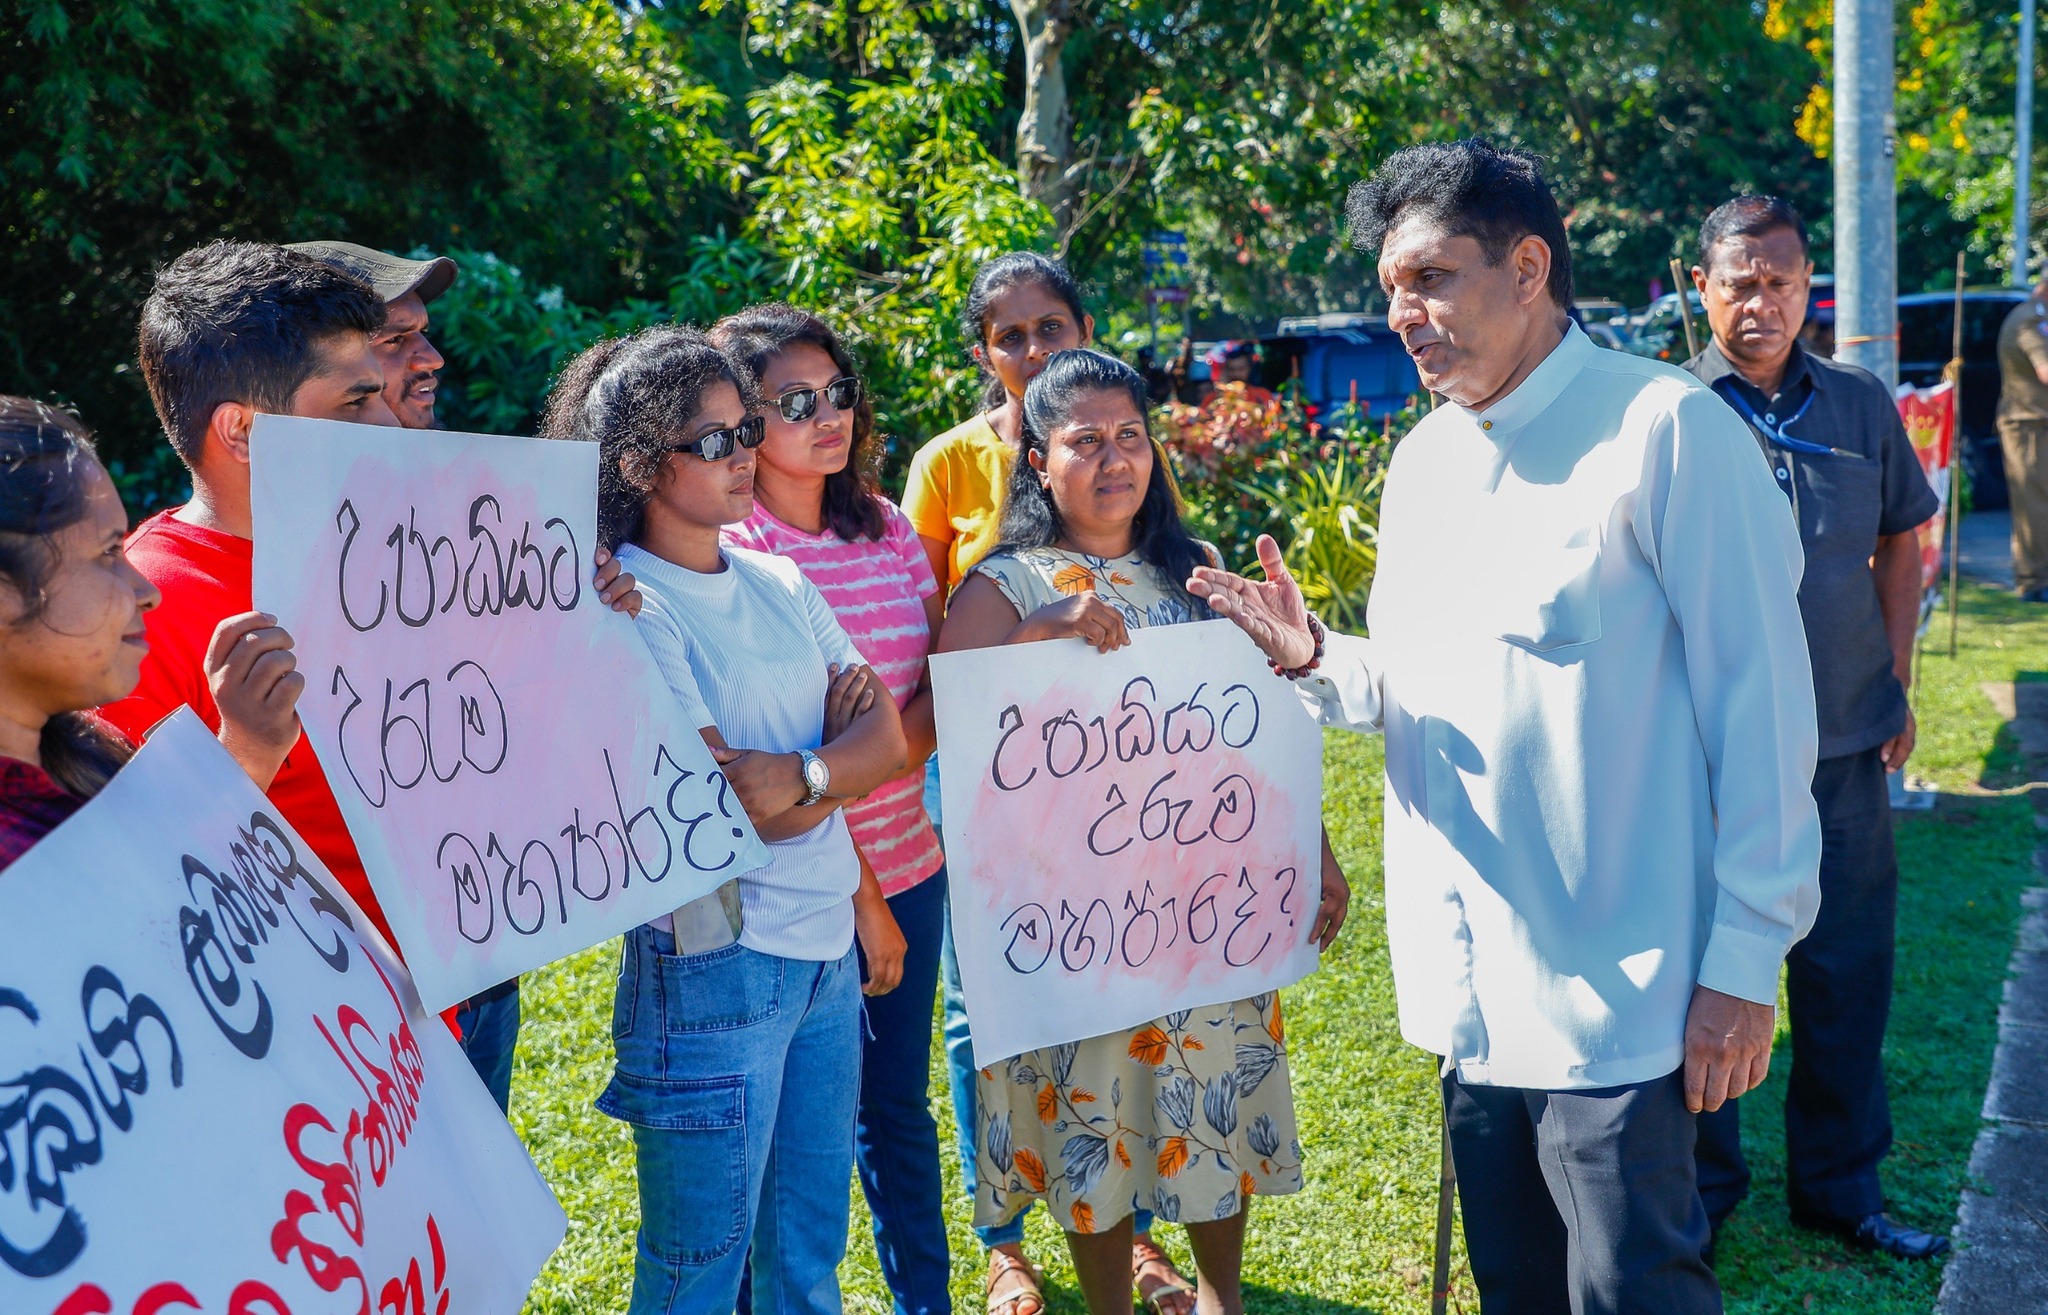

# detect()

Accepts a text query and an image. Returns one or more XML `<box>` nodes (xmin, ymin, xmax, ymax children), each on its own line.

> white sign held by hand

<box><xmin>0</xmin><ymin>712</ymin><xmax>566</xmax><ymax>1315</ymax></box>
<box><xmin>932</xmin><ymin>619</ymin><xmax>1324</xmax><ymax>1064</ymax></box>
<box><xmin>251</xmin><ymin>417</ymin><xmax>767</xmax><ymax>1012</ymax></box>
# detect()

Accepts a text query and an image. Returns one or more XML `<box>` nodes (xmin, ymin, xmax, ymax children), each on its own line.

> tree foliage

<box><xmin>1768</xmin><ymin>0</ymin><xmax>2025</xmax><ymax>290</ymax></box>
<box><xmin>7</xmin><ymin>0</ymin><xmax>1903</xmax><ymax>508</ymax></box>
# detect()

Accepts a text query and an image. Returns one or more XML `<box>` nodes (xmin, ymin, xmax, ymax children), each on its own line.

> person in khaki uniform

<box><xmin>1996</xmin><ymin>286</ymin><xmax>2048</xmax><ymax>600</ymax></box>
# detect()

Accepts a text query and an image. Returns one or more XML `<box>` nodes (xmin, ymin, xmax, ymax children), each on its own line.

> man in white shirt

<box><xmin>1190</xmin><ymin>140</ymin><xmax>1822</xmax><ymax>1313</ymax></box>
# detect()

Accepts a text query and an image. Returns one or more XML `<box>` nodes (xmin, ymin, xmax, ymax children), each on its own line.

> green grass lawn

<box><xmin>513</xmin><ymin>583</ymin><xmax>2046</xmax><ymax>1314</ymax></box>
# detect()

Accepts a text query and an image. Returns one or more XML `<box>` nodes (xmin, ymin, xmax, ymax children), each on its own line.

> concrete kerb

<box><xmin>1935</xmin><ymin>688</ymin><xmax>2048</xmax><ymax>1313</ymax></box>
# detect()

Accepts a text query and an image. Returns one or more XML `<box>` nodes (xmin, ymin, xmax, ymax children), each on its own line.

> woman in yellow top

<box><xmin>905</xmin><ymin>256</ymin><xmax>1198</xmax><ymax>1315</ymax></box>
<box><xmin>903</xmin><ymin>251</ymin><xmax>1096</xmax><ymax>596</ymax></box>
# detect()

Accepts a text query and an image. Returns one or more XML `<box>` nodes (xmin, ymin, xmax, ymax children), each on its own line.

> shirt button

<box><xmin>1482</xmin><ymin>420</ymin><xmax>1493</xmax><ymax>430</ymax></box>
<box><xmin>1765</xmin><ymin>412</ymin><xmax>1777</xmax><ymax>424</ymax></box>
<box><xmin>1776</xmin><ymin>467</ymin><xmax>1790</xmax><ymax>481</ymax></box>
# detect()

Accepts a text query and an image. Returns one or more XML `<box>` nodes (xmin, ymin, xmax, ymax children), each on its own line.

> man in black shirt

<box><xmin>1684</xmin><ymin>195</ymin><xmax>1947</xmax><ymax>1262</ymax></box>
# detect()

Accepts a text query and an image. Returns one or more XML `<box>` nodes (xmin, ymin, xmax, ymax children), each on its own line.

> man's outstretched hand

<box><xmin>1187</xmin><ymin>534</ymin><xmax>1317</xmax><ymax>668</ymax></box>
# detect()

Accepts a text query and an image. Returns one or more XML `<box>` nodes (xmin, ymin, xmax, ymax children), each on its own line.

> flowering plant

<box><xmin>1157</xmin><ymin>385</ymin><xmax>1424</xmax><ymax>614</ymax></box>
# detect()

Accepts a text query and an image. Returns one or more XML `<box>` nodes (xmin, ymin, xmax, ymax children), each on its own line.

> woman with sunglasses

<box><xmin>711</xmin><ymin>304</ymin><xmax>951</xmax><ymax>1315</ymax></box>
<box><xmin>541</xmin><ymin>326</ymin><xmax>908</xmax><ymax>1315</ymax></box>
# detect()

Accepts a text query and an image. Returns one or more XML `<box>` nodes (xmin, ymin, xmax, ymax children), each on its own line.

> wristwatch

<box><xmin>797</xmin><ymin>749</ymin><xmax>830</xmax><ymax>807</ymax></box>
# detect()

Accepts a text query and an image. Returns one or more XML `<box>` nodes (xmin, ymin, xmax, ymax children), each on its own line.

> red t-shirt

<box><xmin>101</xmin><ymin>510</ymin><xmax>398</xmax><ymax>951</ymax></box>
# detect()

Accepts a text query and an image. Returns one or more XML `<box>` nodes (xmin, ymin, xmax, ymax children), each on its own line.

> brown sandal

<box><xmin>1133</xmin><ymin>1235</ymin><xmax>1197</xmax><ymax>1315</ymax></box>
<box><xmin>987</xmin><ymin>1247</ymin><xmax>1045</xmax><ymax>1315</ymax></box>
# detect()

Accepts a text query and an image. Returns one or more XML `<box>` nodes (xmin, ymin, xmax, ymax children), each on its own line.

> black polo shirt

<box><xmin>1685</xmin><ymin>341</ymin><xmax>1940</xmax><ymax>759</ymax></box>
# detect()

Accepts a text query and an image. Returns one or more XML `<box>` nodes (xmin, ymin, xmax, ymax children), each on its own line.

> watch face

<box><xmin>804</xmin><ymin>755</ymin><xmax>829</xmax><ymax>791</ymax></box>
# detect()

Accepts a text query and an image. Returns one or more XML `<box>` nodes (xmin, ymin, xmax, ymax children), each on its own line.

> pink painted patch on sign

<box><xmin>954</xmin><ymin>659</ymin><xmax>1317</xmax><ymax>1017</ymax></box>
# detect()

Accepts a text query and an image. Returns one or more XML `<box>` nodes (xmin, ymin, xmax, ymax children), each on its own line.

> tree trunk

<box><xmin>1009</xmin><ymin>0</ymin><xmax>1074</xmax><ymax>226</ymax></box>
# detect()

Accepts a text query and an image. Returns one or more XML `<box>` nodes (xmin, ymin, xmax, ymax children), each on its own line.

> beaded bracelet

<box><xmin>1269</xmin><ymin>611</ymin><xmax>1327</xmax><ymax>680</ymax></box>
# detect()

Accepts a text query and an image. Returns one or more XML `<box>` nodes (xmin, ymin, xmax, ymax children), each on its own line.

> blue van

<box><xmin>1258</xmin><ymin>313</ymin><xmax>1422</xmax><ymax>423</ymax></box>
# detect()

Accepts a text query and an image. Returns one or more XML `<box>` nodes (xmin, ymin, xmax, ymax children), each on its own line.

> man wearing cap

<box><xmin>287</xmin><ymin>241</ymin><xmax>456</xmax><ymax>430</ymax></box>
<box><xmin>289</xmin><ymin>241</ymin><xmax>526</xmax><ymax>1112</ymax></box>
<box><xmin>1684</xmin><ymin>195</ymin><xmax>1947</xmax><ymax>1262</ymax></box>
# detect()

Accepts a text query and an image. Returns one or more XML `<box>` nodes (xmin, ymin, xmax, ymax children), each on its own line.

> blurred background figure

<box><xmin>1997</xmin><ymin>278</ymin><xmax>2048</xmax><ymax>602</ymax></box>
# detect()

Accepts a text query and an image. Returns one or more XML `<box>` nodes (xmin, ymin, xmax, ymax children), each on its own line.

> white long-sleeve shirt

<box><xmin>1302</xmin><ymin>324</ymin><xmax>1822</xmax><ymax>1091</ymax></box>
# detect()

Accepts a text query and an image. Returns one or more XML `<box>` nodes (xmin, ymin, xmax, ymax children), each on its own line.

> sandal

<box><xmin>987</xmin><ymin>1247</ymin><xmax>1045</xmax><ymax>1315</ymax></box>
<box><xmin>1132</xmin><ymin>1234</ymin><xmax>1197</xmax><ymax>1315</ymax></box>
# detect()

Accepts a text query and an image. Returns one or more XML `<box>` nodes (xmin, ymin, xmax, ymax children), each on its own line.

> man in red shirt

<box><xmin>101</xmin><ymin>242</ymin><xmax>408</xmax><ymax>960</ymax></box>
<box><xmin>106</xmin><ymin>239</ymin><xmax>642</xmax><ymax>1062</ymax></box>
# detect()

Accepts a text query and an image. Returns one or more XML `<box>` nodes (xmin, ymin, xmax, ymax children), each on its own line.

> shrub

<box><xmin>1159</xmin><ymin>385</ymin><xmax>1421</xmax><ymax>624</ymax></box>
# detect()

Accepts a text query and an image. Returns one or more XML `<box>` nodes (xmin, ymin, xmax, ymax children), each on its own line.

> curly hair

<box><xmin>0</xmin><ymin>397</ymin><xmax>136</xmax><ymax>798</ymax></box>
<box><xmin>960</xmin><ymin>252</ymin><xmax>1089</xmax><ymax>410</ymax></box>
<box><xmin>994</xmin><ymin>350</ymin><xmax>1209</xmax><ymax>615</ymax></box>
<box><xmin>538</xmin><ymin>326</ymin><xmax>761</xmax><ymax>553</ymax></box>
<box><xmin>708</xmin><ymin>304</ymin><xmax>886</xmax><ymax>543</ymax></box>
<box><xmin>1344</xmin><ymin>139</ymin><xmax>1574</xmax><ymax>310</ymax></box>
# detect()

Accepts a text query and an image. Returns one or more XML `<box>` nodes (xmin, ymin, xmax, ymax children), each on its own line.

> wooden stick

<box><xmin>1670</xmin><ymin>257</ymin><xmax>1701</xmax><ymax>359</ymax></box>
<box><xmin>1432</xmin><ymin>1104</ymin><xmax>1457</xmax><ymax>1315</ymax></box>
<box><xmin>1948</xmin><ymin>251</ymin><xmax>1966</xmax><ymax>658</ymax></box>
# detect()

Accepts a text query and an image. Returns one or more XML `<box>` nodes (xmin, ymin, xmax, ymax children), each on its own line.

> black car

<box><xmin>1897</xmin><ymin>289</ymin><xmax>2023</xmax><ymax>509</ymax></box>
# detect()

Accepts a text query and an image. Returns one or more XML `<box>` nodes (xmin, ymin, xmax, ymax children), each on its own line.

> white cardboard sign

<box><xmin>0</xmin><ymin>713</ymin><xmax>566</xmax><ymax>1315</ymax></box>
<box><xmin>932</xmin><ymin>619</ymin><xmax>1324</xmax><ymax>1064</ymax></box>
<box><xmin>251</xmin><ymin>417</ymin><xmax>767</xmax><ymax>1012</ymax></box>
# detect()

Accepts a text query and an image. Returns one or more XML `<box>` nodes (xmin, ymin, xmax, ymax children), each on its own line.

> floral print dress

<box><xmin>968</xmin><ymin>545</ymin><xmax>1307</xmax><ymax>1233</ymax></box>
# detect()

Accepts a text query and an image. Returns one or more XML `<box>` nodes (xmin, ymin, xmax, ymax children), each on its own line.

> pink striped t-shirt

<box><xmin>725</xmin><ymin>498</ymin><xmax>945</xmax><ymax>896</ymax></box>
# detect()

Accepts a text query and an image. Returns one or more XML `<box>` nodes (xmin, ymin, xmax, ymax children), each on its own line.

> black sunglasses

<box><xmin>774</xmin><ymin>375</ymin><xmax>862</xmax><ymax>423</ymax></box>
<box><xmin>668</xmin><ymin>414</ymin><xmax>766</xmax><ymax>461</ymax></box>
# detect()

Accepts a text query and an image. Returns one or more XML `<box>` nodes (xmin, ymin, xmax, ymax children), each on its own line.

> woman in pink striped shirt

<box><xmin>712</xmin><ymin>305</ymin><xmax>952</xmax><ymax>1315</ymax></box>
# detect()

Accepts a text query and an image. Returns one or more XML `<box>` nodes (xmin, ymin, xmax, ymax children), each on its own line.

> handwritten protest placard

<box><xmin>0</xmin><ymin>713</ymin><xmax>566</xmax><ymax>1315</ymax></box>
<box><xmin>251</xmin><ymin>417</ymin><xmax>768</xmax><ymax>1012</ymax></box>
<box><xmin>932</xmin><ymin>619</ymin><xmax>1323</xmax><ymax>1064</ymax></box>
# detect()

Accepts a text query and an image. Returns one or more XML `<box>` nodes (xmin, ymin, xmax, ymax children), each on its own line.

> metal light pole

<box><xmin>2018</xmin><ymin>0</ymin><xmax>2037</xmax><ymax>287</ymax></box>
<box><xmin>1835</xmin><ymin>0</ymin><xmax>1899</xmax><ymax>387</ymax></box>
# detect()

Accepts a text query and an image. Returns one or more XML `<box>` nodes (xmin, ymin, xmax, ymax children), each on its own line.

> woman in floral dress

<box><xmin>936</xmin><ymin>349</ymin><xmax>1352</xmax><ymax>1315</ymax></box>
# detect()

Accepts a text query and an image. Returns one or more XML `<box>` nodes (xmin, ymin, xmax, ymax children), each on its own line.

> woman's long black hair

<box><xmin>709</xmin><ymin>304</ymin><xmax>887</xmax><ymax>543</ymax></box>
<box><xmin>538</xmin><ymin>326</ymin><xmax>761</xmax><ymax>553</ymax></box>
<box><xmin>0</xmin><ymin>397</ymin><xmax>135</xmax><ymax>798</ymax></box>
<box><xmin>961</xmin><ymin>252</ymin><xmax>1088</xmax><ymax>411</ymax></box>
<box><xmin>994</xmin><ymin>350</ymin><xmax>1209</xmax><ymax>614</ymax></box>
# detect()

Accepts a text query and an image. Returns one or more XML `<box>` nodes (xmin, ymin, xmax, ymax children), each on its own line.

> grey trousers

<box><xmin>1445</xmin><ymin>1069</ymin><xmax>1720</xmax><ymax>1315</ymax></box>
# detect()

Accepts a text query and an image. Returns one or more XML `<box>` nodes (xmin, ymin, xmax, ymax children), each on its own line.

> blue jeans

<box><xmin>598</xmin><ymin>926</ymin><xmax>861</xmax><ymax>1315</ymax></box>
<box><xmin>855</xmin><ymin>870</ymin><xmax>952</xmax><ymax>1315</ymax></box>
<box><xmin>933</xmin><ymin>759</ymin><xmax>1154</xmax><ymax>1250</ymax></box>
<box><xmin>454</xmin><ymin>978</ymin><xmax>520</xmax><ymax>1114</ymax></box>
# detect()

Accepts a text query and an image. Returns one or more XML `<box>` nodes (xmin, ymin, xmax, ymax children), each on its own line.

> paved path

<box><xmin>1957</xmin><ymin>510</ymin><xmax>2015</xmax><ymax>591</ymax></box>
<box><xmin>1936</xmin><ymin>525</ymin><xmax>2048</xmax><ymax>1311</ymax></box>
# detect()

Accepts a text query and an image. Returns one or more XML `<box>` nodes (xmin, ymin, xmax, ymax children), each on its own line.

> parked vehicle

<box><xmin>1625</xmin><ymin>276</ymin><xmax>1836</xmax><ymax>363</ymax></box>
<box><xmin>1581</xmin><ymin>320</ymin><xmax>1630</xmax><ymax>351</ymax></box>
<box><xmin>1623</xmin><ymin>290</ymin><xmax>1707</xmax><ymax>362</ymax></box>
<box><xmin>1260</xmin><ymin>313</ymin><xmax>1422</xmax><ymax>422</ymax></box>
<box><xmin>1897</xmin><ymin>288</ymin><xmax>2024</xmax><ymax>509</ymax></box>
<box><xmin>1571</xmin><ymin>298</ymin><xmax>1632</xmax><ymax>350</ymax></box>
